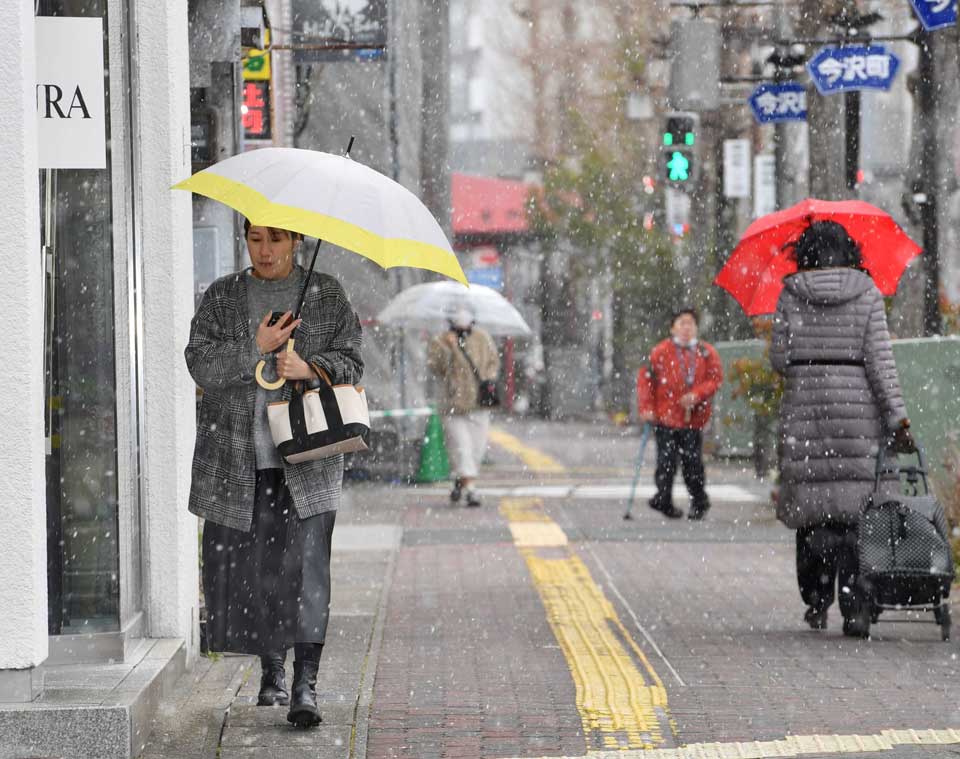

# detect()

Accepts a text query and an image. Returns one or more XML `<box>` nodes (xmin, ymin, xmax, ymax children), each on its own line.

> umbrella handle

<box><xmin>255</xmin><ymin>338</ymin><xmax>295</xmax><ymax>390</ymax></box>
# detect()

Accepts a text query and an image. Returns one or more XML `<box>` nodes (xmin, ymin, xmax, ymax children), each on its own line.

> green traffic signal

<box><xmin>685</xmin><ymin>131</ymin><xmax>695</xmax><ymax>146</ymax></box>
<box><xmin>667</xmin><ymin>151</ymin><xmax>690</xmax><ymax>182</ymax></box>
<box><xmin>663</xmin><ymin>132</ymin><xmax>673</xmax><ymax>146</ymax></box>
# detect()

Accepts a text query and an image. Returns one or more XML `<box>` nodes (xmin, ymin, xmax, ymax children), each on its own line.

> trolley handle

<box><xmin>874</xmin><ymin>442</ymin><xmax>930</xmax><ymax>496</ymax></box>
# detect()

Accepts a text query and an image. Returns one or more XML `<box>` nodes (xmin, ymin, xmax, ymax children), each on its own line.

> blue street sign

<box><xmin>910</xmin><ymin>0</ymin><xmax>957</xmax><ymax>31</ymax></box>
<box><xmin>466</xmin><ymin>266</ymin><xmax>504</xmax><ymax>291</ymax></box>
<box><xmin>748</xmin><ymin>82</ymin><xmax>807</xmax><ymax>124</ymax></box>
<box><xmin>807</xmin><ymin>45</ymin><xmax>900</xmax><ymax>94</ymax></box>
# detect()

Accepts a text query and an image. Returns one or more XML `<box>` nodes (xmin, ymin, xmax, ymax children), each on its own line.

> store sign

<box><xmin>466</xmin><ymin>266</ymin><xmax>504</xmax><ymax>291</ymax></box>
<box><xmin>243</xmin><ymin>50</ymin><xmax>270</xmax><ymax>81</ymax></box>
<box><xmin>753</xmin><ymin>154</ymin><xmax>776</xmax><ymax>218</ymax></box>
<box><xmin>35</xmin><ymin>17</ymin><xmax>106</xmax><ymax>169</ymax></box>
<box><xmin>723</xmin><ymin>139</ymin><xmax>751</xmax><ymax>199</ymax></box>
<box><xmin>242</xmin><ymin>81</ymin><xmax>271</xmax><ymax>140</ymax></box>
<box><xmin>291</xmin><ymin>0</ymin><xmax>387</xmax><ymax>63</ymax></box>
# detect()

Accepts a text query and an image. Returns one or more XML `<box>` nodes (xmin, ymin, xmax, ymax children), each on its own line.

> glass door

<box><xmin>39</xmin><ymin>0</ymin><xmax>121</xmax><ymax>635</ymax></box>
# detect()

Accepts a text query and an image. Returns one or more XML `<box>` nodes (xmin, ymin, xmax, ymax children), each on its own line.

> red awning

<box><xmin>451</xmin><ymin>173</ymin><xmax>532</xmax><ymax>236</ymax></box>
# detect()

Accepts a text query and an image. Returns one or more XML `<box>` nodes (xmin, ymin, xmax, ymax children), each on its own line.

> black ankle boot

<box><xmin>287</xmin><ymin>643</ymin><xmax>322</xmax><ymax>728</ymax></box>
<box><xmin>258</xmin><ymin>651</ymin><xmax>289</xmax><ymax>706</ymax></box>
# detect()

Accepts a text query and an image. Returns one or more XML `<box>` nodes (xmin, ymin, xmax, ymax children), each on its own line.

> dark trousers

<box><xmin>795</xmin><ymin>523</ymin><xmax>859</xmax><ymax>616</ymax></box>
<box><xmin>651</xmin><ymin>426</ymin><xmax>708</xmax><ymax>511</ymax></box>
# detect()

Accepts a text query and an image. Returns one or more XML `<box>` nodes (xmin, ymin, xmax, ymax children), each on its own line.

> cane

<box><xmin>623</xmin><ymin>422</ymin><xmax>653</xmax><ymax>520</ymax></box>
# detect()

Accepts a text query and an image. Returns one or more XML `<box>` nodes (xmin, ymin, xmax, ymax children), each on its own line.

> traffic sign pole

<box><xmin>918</xmin><ymin>30</ymin><xmax>944</xmax><ymax>336</ymax></box>
<box><xmin>845</xmin><ymin>90</ymin><xmax>860</xmax><ymax>191</ymax></box>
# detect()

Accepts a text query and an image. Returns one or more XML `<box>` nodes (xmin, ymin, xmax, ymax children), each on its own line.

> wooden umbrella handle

<box><xmin>255</xmin><ymin>338</ymin><xmax>295</xmax><ymax>390</ymax></box>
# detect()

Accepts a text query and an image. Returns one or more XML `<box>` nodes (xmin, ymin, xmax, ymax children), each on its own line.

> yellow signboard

<box><xmin>243</xmin><ymin>29</ymin><xmax>271</xmax><ymax>81</ymax></box>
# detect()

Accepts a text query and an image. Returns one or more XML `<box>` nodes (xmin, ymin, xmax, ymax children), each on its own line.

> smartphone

<box><xmin>267</xmin><ymin>311</ymin><xmax>292</xmax><ymax>328</ymax></box>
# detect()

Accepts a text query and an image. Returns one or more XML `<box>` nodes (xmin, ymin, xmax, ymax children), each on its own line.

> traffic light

<box><xmin>661</xmin><ymin>112</ymin><xmax>698</xmax><ymax>187</ymax></box>
<box><xmin>663</xmin><ymin>115</ymin><xmax>697</xmax><ymax>148</ymax></box>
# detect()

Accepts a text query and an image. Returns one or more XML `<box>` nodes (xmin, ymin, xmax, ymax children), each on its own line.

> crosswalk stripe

<box><xmin>414</xmin><ymin>483</ymin><xmax>764</xmax><ymax>503</ymax></box>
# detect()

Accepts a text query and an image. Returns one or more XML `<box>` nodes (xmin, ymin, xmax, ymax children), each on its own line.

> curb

<box><xmin>349</xmin><ymin>534</ymin><xmax>400</xmax><ymax>759</ymax></box>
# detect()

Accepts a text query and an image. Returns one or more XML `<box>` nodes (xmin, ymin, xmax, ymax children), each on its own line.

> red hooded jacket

<box><xmin>637</xmin><ymin>338</ymin><xmax>723</xmax><ymax>430</ymax></box>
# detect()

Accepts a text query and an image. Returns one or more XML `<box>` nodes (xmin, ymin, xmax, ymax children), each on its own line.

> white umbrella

<box><xmin>173</xmin><ymin>146</ymin><xmax>466</xmax><ymax>285</ymax></box>
<box><xmin>174</xmin><ymin>144</ymin><xmax>468</xmax><ymax>389</ymax></box>
<box><xmin>378</xmin><ymin>281</ymin><xmax>532</xmax><ymax>337</ymax></box>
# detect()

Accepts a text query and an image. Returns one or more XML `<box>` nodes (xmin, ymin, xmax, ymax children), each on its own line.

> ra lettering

<box><xmin>37</xmin><ymin>84</ymin><xmax>92</xmax><ymax>119</ymax></box>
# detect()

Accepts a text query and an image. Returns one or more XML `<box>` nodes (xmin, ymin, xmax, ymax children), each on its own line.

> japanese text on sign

<box><xmin>807</xmin><ymin>46</ymin><xmax>900</xmax><ymax>94</ymax></box>
<box><xmin>748</xmin><ymin>83</ymin><xmax>807</xmax><ymax>124</ymax></box>
<box><xmin>242</xmin><ymin>81</ymin><xmax>271</xmax><ymax>140</ymax></box>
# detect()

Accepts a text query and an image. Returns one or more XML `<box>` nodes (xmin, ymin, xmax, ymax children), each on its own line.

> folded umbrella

<box><xmin>714</xmin><ymin>198</ymin><xmax>922</xmax><ymax>316</ymax></box>
<box><xmin>377</xmin><ymin>281</ymin><xmax>531</xmax><ymax>337</ymax></box>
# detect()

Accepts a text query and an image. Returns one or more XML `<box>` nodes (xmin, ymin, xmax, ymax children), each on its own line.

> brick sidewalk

<box><xmin>365</xmin><ymin>542</ymin><xmax>585</xmax><ymax>759</ymax></box>
<box><xmin>138</xmin><ymin>419</ymin><xmax>960</xmax><ymax>759</ymax></box>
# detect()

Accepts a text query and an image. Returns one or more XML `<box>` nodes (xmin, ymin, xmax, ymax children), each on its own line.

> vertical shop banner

<box><xmin>291</xmin><ymin>0</ymin><xmax>387</xmax><ymax>63</ymax></box>
<box><xmin>753</xmin><ymin>154</ymin><xmax>777</xmax><ymax>218</ymax></box>
<box><xmin>242</xmin><ymin>81</ymin><xmax>272</xmax><ymax>140</ymax></box>
<box><xmin>36</xmin><ymin>17</ymin><xmax>106</xmax><ymax>169</ymax></box>
<box><xmin>242</xmin><ymin>31</ymin><xmax>272</xmax><ymax>141</ymax></box>
<box><xmin>723</xmin><ymin>139</ymin><xmax>752</xmax><ymax>199</ymax></box>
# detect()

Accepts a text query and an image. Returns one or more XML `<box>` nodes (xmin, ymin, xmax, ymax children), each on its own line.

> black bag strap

<box><xmin>287</xmin><ymin>361</ymin><xmax>344</xmax><ymax>444</ymax></box>
<box><xmin>455</xmin><ymin>334</ymin><xmax>485</xmax><ymax>384</ymax></box>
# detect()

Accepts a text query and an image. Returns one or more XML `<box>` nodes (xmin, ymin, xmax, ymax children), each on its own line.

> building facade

<box><xmin>1</xmin><ymin>0</ymin><xmax>200</xmax><ymax>754</ymax></box>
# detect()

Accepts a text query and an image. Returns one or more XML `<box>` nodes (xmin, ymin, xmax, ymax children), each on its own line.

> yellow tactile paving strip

<box><xmin>489</xmin><ymin>426</ymin><xmax>567</xmax><ymax>473</ymax></box>
<box><xmin>501</xmin><ymin>497</ymin><xmax>669</xmax><ymax>751</ymax></box>
<box><xmin>494</xmin><ymin>436</ymin><xmax>960</xmax><ymax>758</ymax></box>
<box><xmin>502</xmin><ymin>727</ymin><xmax>960</xmax><ymax>758</ymax></box>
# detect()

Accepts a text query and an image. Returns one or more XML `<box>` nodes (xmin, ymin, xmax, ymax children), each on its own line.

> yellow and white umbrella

<box><xmin>174</xmin><ymin>146</ymin><xmax>467</xmax><ymax>388</ymax></box>
<box><xmin>173</xmin><ymin>146</ymin><xmax>465</xmax><ymax>285</ymax></box>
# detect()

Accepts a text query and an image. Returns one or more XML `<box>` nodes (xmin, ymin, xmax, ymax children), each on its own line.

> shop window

<box><xmin>38</xmin><ymin>0</ymin><xmax>120</xmax><ymax>634</ymax></box>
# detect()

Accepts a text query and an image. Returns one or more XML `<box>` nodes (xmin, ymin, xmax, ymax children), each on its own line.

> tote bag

<box><xmin>268</xmin><ymin>364</ymin><xmax>370</xmax><ymax>463</ymax></box>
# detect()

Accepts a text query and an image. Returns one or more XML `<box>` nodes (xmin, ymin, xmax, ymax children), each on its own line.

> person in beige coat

<box><xmin>427</xmin><ymin>305</ymin><xmax>501</xmax><ymax>506</ymax></box>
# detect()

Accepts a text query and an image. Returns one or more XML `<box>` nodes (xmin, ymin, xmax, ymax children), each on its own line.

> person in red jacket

<box><xmin>636</xmin><ymin>307</ymin><xmax>723</xmax><ymax>520</ymax></box>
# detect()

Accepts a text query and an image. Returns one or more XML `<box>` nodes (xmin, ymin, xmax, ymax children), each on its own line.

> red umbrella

<box><xmin>714</xmin><ymin>198</ymin><xmax>922</xmax><ymax>316</ymax></box>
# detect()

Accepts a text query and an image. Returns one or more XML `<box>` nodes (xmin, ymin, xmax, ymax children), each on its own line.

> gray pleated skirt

<box><xmin>201</xmin><ymin>468</ymin><xmax>336</xmax><ymax>655</ymax></box>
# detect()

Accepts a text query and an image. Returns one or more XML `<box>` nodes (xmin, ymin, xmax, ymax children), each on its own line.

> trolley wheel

<box><xmin>843</xmin><ymin>597</ymin><xmax>871</xmax><ymax>639</ymax></box>
<box><xmin>935</xmin><ymin>604</ymin><xmax>951</xmax><ymax>641</ymax></box>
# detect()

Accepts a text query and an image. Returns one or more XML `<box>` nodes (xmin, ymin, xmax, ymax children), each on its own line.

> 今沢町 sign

<box><xmin>807</xmin><ymin>45</ymin><xmax>900</xmax><ymax>95</ymax></box>
<box><xmin>35</xmin><ymin>16</ymin><xmax>106</xmax><ymax>169</ymax></box>
<box><xmin>748</xmin><ymin>82</ymin><xmax>807</xmax><ymax>124</ymax></box>
<box><xmin>910</xmin><ymin>0</ymin><xmax>957</xmax><ymax>32</ymax></box>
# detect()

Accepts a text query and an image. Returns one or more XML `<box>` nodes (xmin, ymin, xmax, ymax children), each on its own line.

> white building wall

<box><xmin>0</xmin><ymin>0</ymin><xmax>47</xmax><ymax>674</ymax></box>
<box><xmin>449</xmin><ymin>0</ymin><xmax>532</xmax><ymax>175</ymax></box>
<box><xmin>132</xmin><ymin>0</ymin><xmax>200</xmax><ymax>659</ymax></box>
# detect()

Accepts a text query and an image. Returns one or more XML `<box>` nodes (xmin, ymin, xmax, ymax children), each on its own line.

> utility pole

<box><xmin>798</xmin><ymin>0</ymin><xmax>851</xmax><ymax>200</ymax></box>
<box><xmin>419</xmin><ymin>0</ymin><xmax>451</xmax><ymax>236</ymax></box>
<box><xmin>917</xmin><ymin>28</ymin><xmax>944</xmax><ymax>335</ymax></box>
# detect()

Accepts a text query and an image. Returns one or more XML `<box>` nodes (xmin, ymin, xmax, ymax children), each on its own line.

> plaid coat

<box><xmin>185</xmin><ymin>266</ymin><xmax>363</xmax><ymax>531</ymax></box>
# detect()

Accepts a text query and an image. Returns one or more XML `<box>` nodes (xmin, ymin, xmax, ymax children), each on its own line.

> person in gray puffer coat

<box><xmin>770</xmin><ymin>220</ymin><xmax>916</xmax><ymax>636</ymax></box>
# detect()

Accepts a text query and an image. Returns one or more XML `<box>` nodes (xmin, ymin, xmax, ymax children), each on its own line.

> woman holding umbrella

<box><xmin>176</xmin><ymin>143</ymin><xmax>466</xmax><ymax>725</ymax></box>
<box><xmin>427</xmin><ymin>303</ymin><xmax>501</xmax><ymax>507</ymax></box>
<box><xmin>185</xmin><ymin>220</ymin><xmax>363</xmax><ymax>727</ymax></box>
<box><xmin>768</xmin><ymin>220</ymin><xmax>915</xmax><ymax>636</ymax></box>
